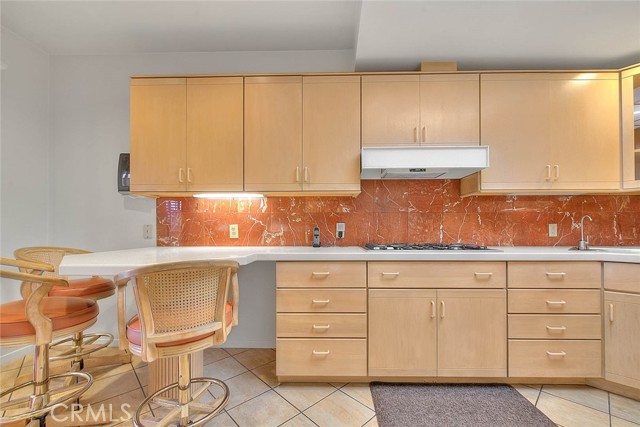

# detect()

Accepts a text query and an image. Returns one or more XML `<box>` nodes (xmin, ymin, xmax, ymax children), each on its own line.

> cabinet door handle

<box><xmin>440</xmin><ymin>301</ymin><xmax>446</xmax><ymax>318</ymax></box>
<box><xmin>295</xmin><ymin>166</ymin><xmax>301</xmax><ymax>183</ymax></box>
<box><xmin>187</xmin><ymin>168</ymin><xmax>193</xmax><ymax>183</ymax></box>
<box><xmin>414</xmin><ymin>127</ymin><xmax>418</xmax><ymax>143</ymax></box>
<box><xmin>304</xmin><ymin>167</ymin><xmax>309</xmax><ymax>183</ymax></box>
<box><xmin>545</xmin><ymin>165</ymin><xmax>551</xmax><ymax>181</ymax></box>
<box><xmin>311</xmin><ymin>271</ymin><xmax>331</xmax><ymax>277</ymax></box>
<box><xmin>312</xmin><ymin>299</ymin><xmax>330</xmax><ymax>304</ymax></box>
<box><xmin>545</xmin><ymin>325</ymin><xmax>567</xmax><ymax>332</ymax></box>
<box><xmin>609</xmin><ymin>303</ymin><xmax>614</xmax><ymax>322</ymax></box>
<box><xmin>178</xmin><ymin>168</ymin><xmax>185</xmax><ymax>183</ymax></box>
<box><xmin>474</xmin><ymin>272</ymin><xmax>493</xmax><ymax>279</ymax></box>
<box><xmin>554</xmin><ymin>165</ymin><xmax>560</xmax><ymax>180</ymax></box>
<box><xmin>546</xmin><ymin>300</ymin><xmax>566</xmax><ymax>307</ymax></box>
<box><xmin>546</xmin><ymin>351</ymin><xmax>566</xmax><ymax>358</ymax></box>
<box><xmin>381</xmin><ymin>272</ymin><xmax>400</xmax><ymax>278</ymax></box>
<box><xmin>422</xmin><ymin>126</ymin><xmax>426</xmax><ymax>143</ymax></box>
<box><xmin>312</xmin><ymin>350</ymin><xmax>330</xmax><ymax>356</ymax></box>
<box><xmin>545</xmin><ymin>272</ymin><xmax>566</xmax><ymax>278</ymax></box>
<box><xmin>312</xmin><ymin>324</ymin><xmax>331</xmax><ymax>330</ymax></box>
<box><xmin>431</xmin><ymin>300</ymin><xmax>436</xmax><ymax>318</ymax></box>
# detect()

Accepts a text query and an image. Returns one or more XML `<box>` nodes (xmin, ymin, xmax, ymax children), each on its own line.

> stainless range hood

<box><xmin>360</xmin><ymin>146</ymin><xmax>490</xmax><ymax>180</ymax></box>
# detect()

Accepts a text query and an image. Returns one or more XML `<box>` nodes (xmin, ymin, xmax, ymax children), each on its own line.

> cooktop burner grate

<box><xmin>364</xmin><ymin>243</ymin><xmax>490</xmax><ymax>251</ymax></box>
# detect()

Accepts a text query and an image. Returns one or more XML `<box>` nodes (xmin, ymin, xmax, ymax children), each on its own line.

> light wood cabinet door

<box><xmin>437</xmin><ymin>290</ymin><xmax>507</xmax><ymax>377</ymax></box>
<box><xmin>604</xmin><ymin>291</ymin><xmax>640</xmax><ymax>389</ymax></box>
<box><xmin>362</xmin><ymin>75</ymin><xmax>420</xmax><ymax>146</ymax></box>
<box><xmin>621</xmin><ymin>66</ymin><xmax>640</xmax><ymax>189</ymax></box>
<box><xmin>302</xmin><ymin>76</ymin><xmax>361</xmax><ymax>192</ymax></box>
<box><xmin>368</xmin><ymin>289</ymin><xmax>437</xmax><ymax>376</ymax></box>
<box><xmin>130</xmin><ymin>78</ymin><xmax>187</xmax><ymax>191</ymax></box>
<box><xmin>419</xmin><ymin>74</ymin><xmax>479</xmax><ymax>145</ymax></box>
<box><xmin>186</xmin><ymin>77</ymin><xmax>244</xmax><ymax>191</ymax></box>
<box><xmin>244</xmin><ymin>76</ymin><xmax>302</xmax><ymax>192</ymax></box>
<box><xmin>550</xmin><ymin>74</ymin><xmax>620</xmax><ymax>190</ymax></box>
<box><xmin>479</xmin><ymin>74</ymin><xmax>552</xmax><ymax>191</ymax></box>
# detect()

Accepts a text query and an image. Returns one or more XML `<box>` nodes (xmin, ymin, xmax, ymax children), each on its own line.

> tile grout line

<box><xmin>608</xmin><ymin>391</ymin><xmax>612</xmax><ymax>427</ymax></box>
<box><xmin>337</xmin><ymin>387</ymin><xmax>376</xmax><ymax>412</ymax></box>
<box><xmin>538</xmin><ymin>386</ymin><xmax>612</xmax><ymax>416</ymax></box>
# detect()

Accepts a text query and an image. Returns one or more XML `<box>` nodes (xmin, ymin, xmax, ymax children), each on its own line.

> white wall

<box><xmin>0</xmin><ymin>27</ymin><xmax>51</xmax><ymax>359</ymax></box>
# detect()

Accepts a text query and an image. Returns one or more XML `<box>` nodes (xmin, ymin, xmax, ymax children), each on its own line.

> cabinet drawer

<box><xmin>604</xmin><ymin>263</ymin><xmax>640</xmax><ymax>293</ymax></box>
<box><xmin>509</xmin><ymin>340</ymin><xmax>602</xmax><ymax>377</ymax></box>
<box><xmin>276</xmin><ymin>289</ymin><xmax>366</xmax><ymax>313</ymax></box>
<box><xmin>276</xmin><ymin>262</ymin><xmax>366</xmax><ymax>288</ymax></box>
<box><xmin>508</xmin><ymin>315</ymin><xmax>601</xmax><ymax>339</ymax></box>
<box><xmin>276</xmin><ymin>339</ymin><xmax>367</xmax><ymax>376</ymax></box>
<box><xmin>508</xmin><ymin>290</ymin><xmax>601</xmax><ymax>314</ymax></box>
<box><xmin>508</xmin><ymin>262</ymin><xmax>601</xmax><ymax>289</ymax></box>
<box><xmin>277</xmin><ymin>314</ymin><xmax>367</xmax><ymax>338</ymax></box>
<box><xmin>368</xmin><ymin>262</ymin><xmax>506</xmax><ymax>288</ymax></box>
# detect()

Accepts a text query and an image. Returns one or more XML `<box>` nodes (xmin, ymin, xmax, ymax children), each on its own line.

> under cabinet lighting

<box><xmin>194</xmin><ymin>193</ymin><xmax>265</xmax><ymax>199</ymax></box>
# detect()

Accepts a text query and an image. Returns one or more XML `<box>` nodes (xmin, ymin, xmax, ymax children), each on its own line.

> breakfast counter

<box><xmin>59</xmin><ymin>245</ymin><xmax>640</xmax><ymax>276</ymax></box>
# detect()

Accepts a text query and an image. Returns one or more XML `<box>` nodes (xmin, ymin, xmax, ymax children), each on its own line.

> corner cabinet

<box><xmin>367</xmin><ymin>262</ymin><xmax>507</xmax><ymax>377</ymax></box>
<box><xmin>245</xmin><ymin>76</ymin><xmax>361</xmax><ymax>194</ymax></box>
<box><xmin>604</xmin><ymin>263</ymin><xmax>640</xmax><ymax>389</ymax></box>
<box><xmin>130</xmin><ymin>77</ymin><xmax>244</xmax><ymax>192</ymax></box>
<box><xmin>462</xmin><ymin>73</ymin><xmax>620</xmax><ymax>195</ymax></box>
<box><xmin>621</xmin><ymin>65</ymin><xmax>640</xmax><ymax>190</ymax></box>
<box><xmin>361</xmin><ymin>74</ymin><xmax>479</xmax><ymax>146</ymax></box>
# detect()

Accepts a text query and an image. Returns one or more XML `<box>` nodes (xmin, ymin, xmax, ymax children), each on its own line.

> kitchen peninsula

<box><xmin>60</xmin><ymin>246</ymin><xmax>640</xmax><ymax>398</ymax></box>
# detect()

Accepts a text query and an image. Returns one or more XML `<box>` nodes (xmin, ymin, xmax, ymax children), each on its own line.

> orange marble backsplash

<box><xmin>157</xmin><ymin>180</ymin><xmax>640</xmax><ymax>247</ymax></box>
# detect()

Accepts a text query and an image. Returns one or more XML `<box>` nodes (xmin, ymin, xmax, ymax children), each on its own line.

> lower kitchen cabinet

<box><xmin>604</xmin><ymin>262</ymin><xmax>640</xmax><ymax>389</ymax></box>
<box><xmin>368</xmin><ymin>289</ymin><xmax>507</xmax><ymax>377</ymax></box>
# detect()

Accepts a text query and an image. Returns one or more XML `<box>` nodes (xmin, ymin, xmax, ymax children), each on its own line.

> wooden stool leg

<box><xmin>31</xmin><ymin>344</ymin><xmax>50</xmax><ymax>410</ymax></box>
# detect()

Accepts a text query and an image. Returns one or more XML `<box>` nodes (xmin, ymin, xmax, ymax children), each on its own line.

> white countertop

<box><xmin>59</xmin><ymin>246</ymin><xmax>640</xmax><ymax>276</ymax></box>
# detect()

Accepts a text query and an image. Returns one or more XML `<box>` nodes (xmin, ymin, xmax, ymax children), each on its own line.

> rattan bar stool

<box><xmin>114</xmin><ymin>260</ymin><xmax>239</xmax><ymax>427</ymax></box>
<box><xmin>0</xmin><ymin>258</ymin><xmax>97</xmax><ymax>427</ymax></box>
<box><xmin>14</xmin><ymin>247</ymin><xmax>130</xmax><ymax>379</ymax></box>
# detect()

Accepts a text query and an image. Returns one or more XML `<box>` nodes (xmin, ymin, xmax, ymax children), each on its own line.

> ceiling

<box><xmin>1</xmin><ymin>0</ymin><xmax>639</xmax><ymax>72</ymax></box>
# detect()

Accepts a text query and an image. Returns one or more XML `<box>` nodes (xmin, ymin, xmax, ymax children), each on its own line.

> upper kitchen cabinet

<box><xmin>130</xmin><ymin>78</ymin><xmax>187</xmax><ymax>192</ymax></box>
<box><xmin>244</xmin><ymin>76</ymin><xmax>303</xmax><ymax>192</ymax></box>
<box><xmin>130</xmin><ymin>77</ymin><xmax>244</xmax><ymax>193</ymax></box>
<box><xmin>302</xmin><ymin>76</ymin><xmax>361</xmax><ymax>192</ymax></box>
<box><xmin>621</xmin><ymin>65</ymin><xmax>640</xmax><ymax>190</ymax></box>
<box><xmin>462</xmin><ymin>73</ymin><xmax>620</xmax><ymax>195</ymax></box>
<box><xmin>245</xmin><ymin>75</ymin><xmax>361</xmax><ymax>194</ymax></box>
<box><xmin>361</xmin><ymin>74</ymin><xmax>479</xmax><ymax>146</ymax></box>
<box><xmin>186</xmin><ymin>77</ymin><xmax>244</xmax><ymax>192</ymax></box>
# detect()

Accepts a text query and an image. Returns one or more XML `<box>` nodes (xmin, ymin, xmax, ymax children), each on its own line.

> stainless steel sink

<box><xmin>569</xmin><ymin>247</ymin><xmax>640</xmax><ymax>254</ymax></box>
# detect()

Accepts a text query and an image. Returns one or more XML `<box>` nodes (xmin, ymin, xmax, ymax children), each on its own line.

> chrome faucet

<box><xmin>577</xmin><ymin>215</ymin><xmax>593</xmax><ymax>250</ymax></box>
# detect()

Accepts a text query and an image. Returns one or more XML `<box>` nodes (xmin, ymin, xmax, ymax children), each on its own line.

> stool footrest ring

<box><xmin>50</xmin><ymin>333</ymin><xmax>114</xmax><ymax>361</ymax></box>
<box><xmin>134</xmin><ymin>377</ymin><xmax>229</xmax><ymax>427</ymax></box>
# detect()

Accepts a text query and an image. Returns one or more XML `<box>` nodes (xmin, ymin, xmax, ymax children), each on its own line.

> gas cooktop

<box><xmin>364</xmin><ymin>243</ymin><xmax>491</xmax><ymax>251</ymax></box>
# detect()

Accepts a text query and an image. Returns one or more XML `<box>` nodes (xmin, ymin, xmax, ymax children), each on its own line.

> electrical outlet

<box><xmin>336</xmin><ymin>222</ymin><xmax>345</xmax><ymax>239</ymax></box>
<box><xmin>548</xmin><ymin>224</ymin><xmax>558</xmax><ymax>237</ymax></box>
<box><xmin>143</xmin><ymin>224</ymin><xmax>153</xmax><ymax>239</ymax></box>
<box><xmin>229</xmin><ymin>224</ymin><xmax>239</xmax><ymax>239</ymax></box>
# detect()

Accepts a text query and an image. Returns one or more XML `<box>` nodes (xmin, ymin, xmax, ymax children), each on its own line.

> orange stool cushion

<box><xmin>0</xmin><ymin>297</ymin><xmax>99</xmax><ymax>339</ymax></box>
<box><xmin>126</xmin><ymin>302</ymin><xmax>233</xmax><ymax>348</ymax></box>
<box><xmin>48</xmin><ymin>277</ymin><xmax>115</xmax><ymax>298</ymax></box>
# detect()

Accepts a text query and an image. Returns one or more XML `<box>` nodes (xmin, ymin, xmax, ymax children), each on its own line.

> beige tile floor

<box><xmin>1</xmin><ymin>347</ymin><xmax>639</xmax><ymax>427</ymax></box>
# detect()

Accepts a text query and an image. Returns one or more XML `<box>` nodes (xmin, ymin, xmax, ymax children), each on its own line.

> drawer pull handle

<box><xmin>312</xmin><ymin>324</ymin><xmax>331</xmax><ymax>330</ymax></box>
<box><xmin>312</xmin><ymin>299</ymin><xmax>331</xmax><ymax>304</ymax></box>
<box><xmin>474</xmin><ymin>272</ymin><xmax>493</xmax><ymax>278</ymax></box>
<box><xmin>546</xmin><ymin>300</ymin><xmax>566</xmax><ymax>307</ymax></box>
<box><xmin>381</xmin><ymin>272</ymin><xmax>400</xmax><ymax>277</ymax></box>
<box><xmin>312</xmin><ymin>350</ymin><xmax>330</xmax><ymax>356</ymax></box>
<box><xmin>546</xmin><ymin>351</ymin><xmax>566</xmax><ymax>358</ymax></box>
<box><xmin>545</xmin><ymin>326</ymin><xmax>567</xmax><ymax>332</ymax></box>
<box><xmin>311</xmin><ymin>272</ymin><xmax>331</xmax><ymax>277</ymax></box>
<box><xmin>545</xmin><ymin>272</ymin><xmax>566</xmax><ymax>278</ymax></box>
